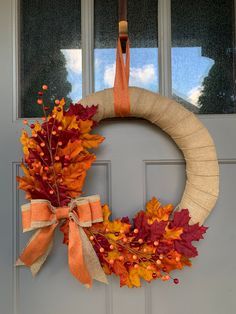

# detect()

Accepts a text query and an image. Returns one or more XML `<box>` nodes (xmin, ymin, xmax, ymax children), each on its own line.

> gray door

<box><xmin>0</xmin><ymin>0</ymin><xmax>236</xmax><ymax>314</ymax></box>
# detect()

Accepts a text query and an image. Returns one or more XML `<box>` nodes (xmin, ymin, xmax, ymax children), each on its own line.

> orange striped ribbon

<box><xmin>113</xmin><ymin>37</ymin><xmax>130</xmax><ymax>116</ymax></box>
<box><xmin>16</xmin><ymin>195</ymin><xmax>107</xmax><ymax>287</ymax></box>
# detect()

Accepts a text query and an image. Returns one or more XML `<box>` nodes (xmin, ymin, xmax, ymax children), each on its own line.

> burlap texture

<box><xmin>80</xmin><ymin>87</ymin><xmax>219</xmax><ymax>225</ymax></box>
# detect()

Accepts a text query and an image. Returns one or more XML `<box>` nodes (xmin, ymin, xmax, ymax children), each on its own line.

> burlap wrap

<box><xmin>79</xmin><ymin>87</ymin><xmax>219</xmax><ymax>225</ymax></box>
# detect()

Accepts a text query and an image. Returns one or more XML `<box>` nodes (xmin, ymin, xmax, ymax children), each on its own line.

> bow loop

<box><xmin>16</xmin><ymin>195</ymin><xmax>107</xmax><ymax>286</ymax></box>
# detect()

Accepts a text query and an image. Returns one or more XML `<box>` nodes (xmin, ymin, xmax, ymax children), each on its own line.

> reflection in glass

<box><xmin>171</xmin><ymin>0</ymin><xmax>236</xmax><ymax>114</ymax></box>
<box><xmin>94</xmin><ymin>0</ymin><xmax>158</xmax><ymax>92</ymax></box>
<box><xmin>20</xmin><ymin>0</ymin><xmax>81</xmax><ymax>117</ymax></box>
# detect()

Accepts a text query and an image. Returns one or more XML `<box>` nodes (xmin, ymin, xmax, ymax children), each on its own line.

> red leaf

<box><xmin>174</xmin><ymin>240</ymin><xmax>198</xmax><ymax>258</ymax></box>
<box><xmin>149</xmin><ymin>221</ymin><xmax>167</xmax><ymax>241</ymax></box>
<box><xmin>182</xmin><ymin>224</ymin><xmax>208</xmax><ymax>242</ymax></box>
<box><xmin>133</xmin><ymin>211</ymin><xmax>150</xmax><ymax>240</ymax></box>
<box><xmin>171</xmin><ymin>209</ymin><xmax>191</xmax><ymax>228</ymax></box>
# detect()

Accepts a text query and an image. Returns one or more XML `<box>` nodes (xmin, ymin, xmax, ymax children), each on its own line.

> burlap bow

<box><xmin>16</xmin><ymin>195</ymin><xmax>108</xmax><ymax>287</ymax></box>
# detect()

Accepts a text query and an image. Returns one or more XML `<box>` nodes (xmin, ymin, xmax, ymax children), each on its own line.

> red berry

<box><xmin>38</xmin><ymin>91</ymin><xmax>43</xmax><ymax>96</ymax></box>
<box><xmin>173</xmin><ymin>278</ymin><xmax>179</xmax><ymax>284</ymax></box>
<box><xmin>30</xmin><ymin>124</ymin><xmax>35</xmax><ymax>129</ymax></box>
<box><xmin>152</xmin><ymin>273</ymin><xmax>158</xmax><ymax>279</ymax></box>
<box><xmin>44</xmin><ymin>106</ymin><xmax>49</xmax><ymax>111</ymax></box>
<box><xmin>57</xmin><ymin>107</ymin><xmax>62</xmax><ymax>112</ymax></box>
<box><xmin>42</xmin><ymin>85</ymin><xmax>48</xmax><ymax>90</ymax></box>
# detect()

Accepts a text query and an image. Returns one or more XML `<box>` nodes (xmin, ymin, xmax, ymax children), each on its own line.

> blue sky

<box><xmin>61</xmin><ymin>47</ymin><xmax>214</xmax><ymax>107</ymax></box>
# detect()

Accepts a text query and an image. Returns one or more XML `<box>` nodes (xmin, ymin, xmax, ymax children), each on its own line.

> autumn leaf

<box><xmin>79</xmin><ymin>120</ymin><xmax>93</xmax><ymax>134</ymax></box>
<box><xmin>58</xmin><ymin>140</ymin><xmax>83</xmax><ymax>159</ymax></box>
<box><xmin>174</xmin><ymin>240</ymin><xmax>198</xmax><ymax>258</ymax></box>
<box><xmin>149</xmin><ymin>220</ymin><xmax>167</xmax><ymax>241</ymax></box>
<box><xmin>51</xmin><ymin>98</ymin><xmax>65</xmax><ymax>121</ymax></box>
<box><xmin>81</xmin><ymin>133</ymin><xmax>105</xmax><ymax>149</ymax></box>
<box><xmin>146</xmin><ymin>197</ymin><xmax>173</xmax><ymax>222</ymax></box>
<box><xmin>164</xmin><ymin>226</ymin><xmax>183</xmax><ymax>240</ymax></box>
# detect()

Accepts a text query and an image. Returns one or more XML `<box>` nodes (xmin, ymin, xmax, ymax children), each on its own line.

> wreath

<box><xmin>16</xmin><ymin>83</ymin><xmax>217</xmax><ymax>288</ymax></box>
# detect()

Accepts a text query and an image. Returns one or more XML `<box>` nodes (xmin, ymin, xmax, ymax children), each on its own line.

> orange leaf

<box><xmin>58</xmin><ymin>140</ymin><xmax>83</xmax><ymax>159</ymax></box>
<box><xmin>146</xmin><ymin>197</ymin><xmax>173</xmax><ymax>222</ymax></box>
<box><xmin>81</xmin><ymin>133</ymin><xmax>105</xmax><ymax>149</ymax></box>
<box><xmin>164</xmin><ymin>226</ymin><xmax>183</xmax><ymax>240</ymax></box>
<box><xmin>79</xmin><ymin>120</ymin><xmax>93</xmax><ymax>134</ymax></box>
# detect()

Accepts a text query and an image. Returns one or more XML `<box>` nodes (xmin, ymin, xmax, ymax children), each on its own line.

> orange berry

<box><xmin>133</xmin><ymin>228</ymin><xmax>139</xmax><ymax>234</ymax></box>
<box><xmin>105</xmin><ymin>228</ymin><xmax>109</xmax><ymax>233</ymax></box>
<box><xmin>122</xmin><ymin>237</ymin><xmax>128</xmax><ymax>243</ymax></box>
<box><xmin>143</xmin><ymin>248</ymin><xmax>147</xmax><ymax>253</ymax></box>
<box><xmin>42</xmin><ymin>176</ymin><xmax>48</xmax><ymax>181</ymax></box>
<box><xmin>154</xmin><ymin>241</ymin><xmax>159</xmax><ymax>246</ymax></box>
<box><xmin>89</xmin><ymin>236</ymin><xmax>94</xmax><ymax>241</ymax></box>
<box><xmin>119</xmin><ymin>256</ymin><xmax>124</xmax><ymax>261</ymax></box>
<box><xmin>42</xmin><ymin>117</ymin><xmax>46</xmax><ymax>121</ymax></box>
<box><xmin>147</xmin><ymin>265</ymin><xmax>152</xmax><ymax>270</ymax></box>
<box><xmin>109</xmin><ymin>245</ymin><xmax>114</xmax><ymax>250</ymax></box>
<box><xmin>120</xmin><ymin>229</ymin><xmax>124</xmax><ymax>234</ymax></box>
<box><xmin>40</xmin><ymin>142</ymin><xmax>45</xmax><ymax>147</ymax></box>
<box><xmin>23</xmin><ymin>119</ymin><xmax>28</xmax><ymax>125</ymax></box>
<box><xmin>52</xmin><ymin>114</ymin><xmax>56</xmax><ymax>119</ymax></box>
<box><xmin>42</xmin><ymin>84</ymin><xmax>48</xmax><ymax>90</ymax></box>
<box><xmin>58</xmin><ymin>126</ymin><xmax>62</xmax><ymax>131</ymax></box>
<box><xmin>175</xmin><ymin>256</ymin><xmax>181</xmax><ymax>262</ymax></box>
<box><xmin>55</xmin><ymin>99</ymin><xmax>60</xmax><ymax>105</ymax></box>
<box><xmin>58</xmin><ymin>141</ymin><xmax>62</xmax><ymax>146</ymax></box>
<box><xmin>156</xmin><ymin>259</ymin><xmax>161</xmax><ymax>265</ymax></box>
<box><xmin>44</xmin><ymin>166</ymin><xmax>49</xmax><ymax>171</ymax></box>
<box><xmin>134</xmin><ymin>264</ymin><xmax>139</xmax><ymax>269</ymax></box>
<box><xmin>109</xmin><ymin>259</ymin><xmax>114</xmax><ymax>265</ymax></box>
<box><xmin>65</xmin><ymin>155</ymin><xmax>70</xmax><ymax>160</ymax></box>
<box><xmin>132</xmin><ymin>255</ymin><xmax>137</xmax><ymax>260</ymax></box>
<box><xmin>40</xmin><ymin>152</ymin><xmax>44</xmax><ymax>157</ymax></box>
<box><xmin>55</xmin><ymin>156</ymin><xmax>60</xmax><ymax>161</ymax></box>
<box><xmin>159</xmin><ymin>254</ymin><xmax>164</xmax><ymax>260</ymax></box>
<box><xmin>99</xmin><ymin>247</ymin><xmax>104</xmax><ymax>253</ymax></box>
<box><xmin>49</xmin><ymin>190</ymin><xmax>54</xmax><ymax>195</ymax></box>
<box><xmin>37</xmin><ymin>99</ymin><xmax>43</xmax><ymax>105</ymax></box>
<box><xmin>138</xmin><ymin>239</ymin><xmax>143</xmax><ymax>244</ymax></box>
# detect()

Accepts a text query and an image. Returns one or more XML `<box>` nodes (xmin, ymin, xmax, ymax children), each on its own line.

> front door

<box><xmin>0</xmin><ymin>0</ymin><xmax>236</xmax><ymax>314</ymax></box>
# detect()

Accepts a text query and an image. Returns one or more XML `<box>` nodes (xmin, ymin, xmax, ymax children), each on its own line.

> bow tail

<box><xmin>68</xmin><ymin>220</ymin><xmax>92</xmax><ymax>287</ymax></box>
<box><xmin>16</xmin><ymin>224</ymin><xmax>57</xmax><ymax>276</ymax></box>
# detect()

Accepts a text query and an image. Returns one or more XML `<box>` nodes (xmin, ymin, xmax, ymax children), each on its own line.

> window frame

<box><xmin>13</xmin><ymin>0</ymin><xmax>236</xmax><ymax>120</ymax></box>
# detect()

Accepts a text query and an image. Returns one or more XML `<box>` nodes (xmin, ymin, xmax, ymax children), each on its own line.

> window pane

<box><xmin>94</xmin><ymin>0</ymin><xmax>158</xmax><ymax>92</ymax></box>
<box><xmin>20</xmin><ymin>0</ymin><xmax>81</xmax><ymax>117</ymax></box>
<box><xmin>171</xmin><ymin>0</ymin><xmax>236</xmax><ymax>114</ymax></box>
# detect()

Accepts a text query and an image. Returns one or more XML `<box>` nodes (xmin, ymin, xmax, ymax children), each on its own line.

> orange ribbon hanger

<box><xmin>16</xmin><ymin>195</ymin><xmax>108</xmax><ymax>287</ymax></box>
<box><xmin>113</xmin><ymin>0</ymin><xmax>130</xmax><ymax>117</ymax></box>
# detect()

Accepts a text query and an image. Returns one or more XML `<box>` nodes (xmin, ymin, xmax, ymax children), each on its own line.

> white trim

<box><xmin>158</xmin><ymin>0</ymin><xmax>172</xmax><ymax>97</ymax></box>
<box><xmin>81</xmin><ymin>0</ymin><xmax>94</xmax><ymax>97</ymax></box>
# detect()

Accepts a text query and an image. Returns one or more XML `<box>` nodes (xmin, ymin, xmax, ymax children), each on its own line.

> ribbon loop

<box><xmin>16</xmin><ymin>195</ymin><xmax>107</xmax><ymax>286</ymax></box>
<box><xmin>114</xmin><ymin>38</ymin><xmax>130</xmax><ymax>117</ymax></box>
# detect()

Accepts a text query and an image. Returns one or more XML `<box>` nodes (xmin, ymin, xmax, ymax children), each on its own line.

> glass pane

<box><xmin>171</xmin><ymin>0</ymin><xmax>236</xmax><ymax>114</ymax></box>
<box><xmin>94</xmin><ymin>0</ymin><xmax>158</xmax><ymax>92</ymax></box>
<box><xmin>20</xmin><ymin>0</ymin><xmax>81</xmax><ymax>117</ymax></box>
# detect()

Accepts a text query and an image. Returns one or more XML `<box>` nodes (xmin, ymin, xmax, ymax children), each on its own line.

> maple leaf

<box><xmin>58</xmin><ymin>140</ymin><xmax>83</xmax><ymax>159</ymax></box>
<box><xmin>149</xmin><ymin>220</ymin><xmax>167</xmax><ymax>241</ymax></box>
<box><xmin>174</xmin><ymin>239</ymin><xmax>198</xmax><ymax>258</ymax></box>
<box><xmin>146</xmin><ymin>197</ymin><xmax>173</xmax><ymax>222</ymax></box>
<box><xmin>164</xmin><ymin>226</ymin><xmax>183</xmax><ymax>240</ymax></box>
<box><xmin>113</xmin><ymin>260</ymin><xmax>129</xmax><ymax>287</ymax></box>
<box><xmin>133</xmin><ymin>211</ymin><xmax>150</xmax><ymax>240</ymax></box>
<box><xmin>170</xmin><ymin>209</ymin><xmax>191</xmax><ymax>228</ymax></box>
<box><xmin>81</xmin><ymin>133</ymin><xmax>105</xmax><ymax>149</ymax></box>
<box><xmin>181</xmin><ymin>224</ymin><xmax>208</xmax><ymax>242</ymax></box>
<box><xmin>79</xmin><ymin>120</ymin><xmax>93</xmax><ymax>134</ymax></box>
<box><xmin>65</xmin><ymin>103</ymin><xmax>98</xmax><ymax>120</ymax></box>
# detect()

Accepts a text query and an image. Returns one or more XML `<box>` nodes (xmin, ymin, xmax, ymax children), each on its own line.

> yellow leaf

<box><xmin>81</xmin><ymin>133</ymin><xmax>105</xmax><ymax>149</ymax></box>
<box><xmin>51</xmin><ymin>98</ymin><xmax>65</xmax><ymax>121</ymax></box>
<box><xmin>146</xmin><ymin>197</ymin><xmax>173</xmax><ymax>222</ymax></box>
<box><xmin>61</xmin><ymin>115</ymin><xmax>79</xmax><ymax>130</ymax></box>
<box><xmin>128</xmin><ymin>268</ymin><xmax>141</xmax><ymax>288</ymax></box>
<box><xmin>164</xmin><ymin>226</ymin><xmax>183</xmax><ymax>240</ymax></box>
<box><xmin>102</xmin><ymin>204</ymin><xmax>111</xmax><ymax>222</ymax></box>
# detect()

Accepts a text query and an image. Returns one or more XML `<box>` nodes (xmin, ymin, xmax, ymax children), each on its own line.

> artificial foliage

<box><xmin>17</xmin><ymin>85</ymin><xmax>208</xmax><ymax>287</ymax></box>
